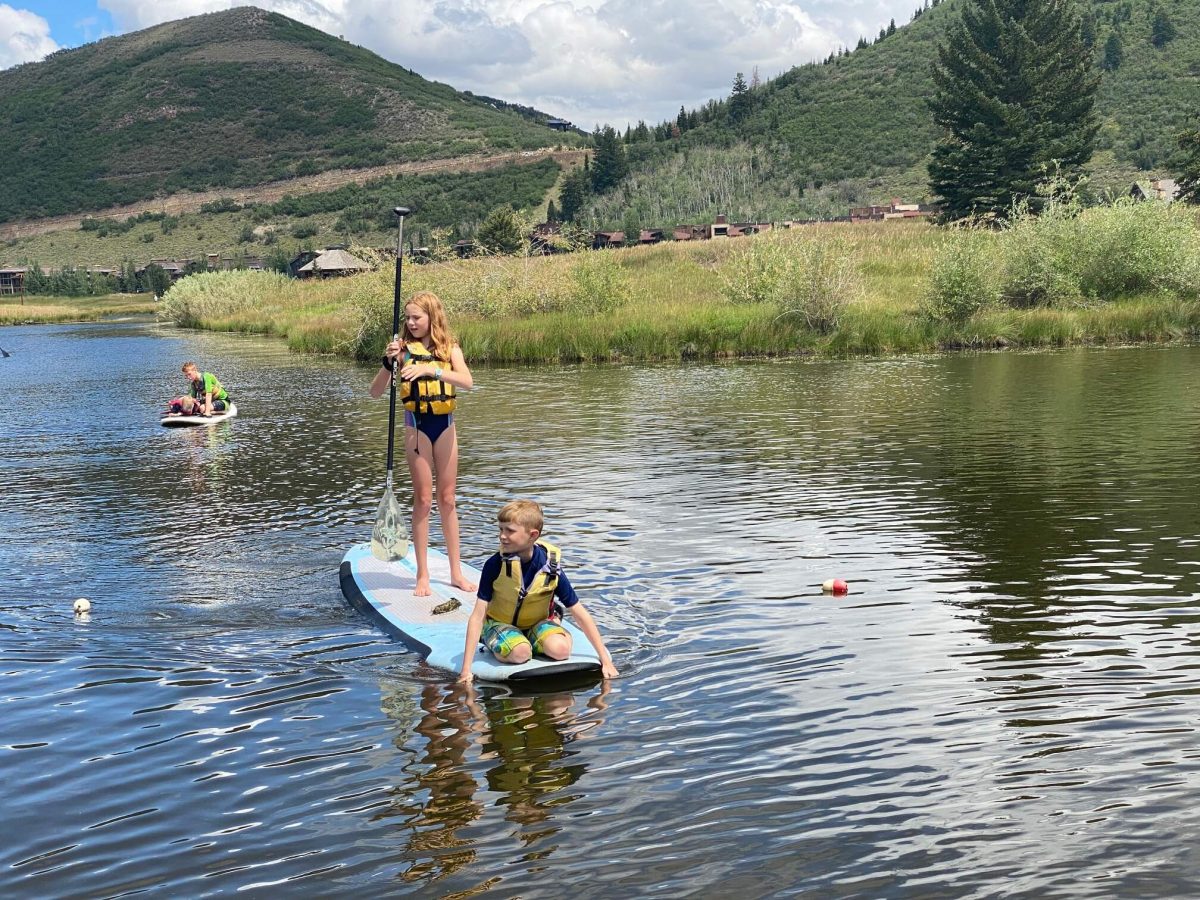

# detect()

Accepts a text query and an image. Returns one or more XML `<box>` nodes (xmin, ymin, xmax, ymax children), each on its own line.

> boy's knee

<box><xmin>501</xmin><ymin>642</ymin><xmax>532</xmax><ymax>665</ymax></box>
<box><xmin>539</xmin><ymin>634</ymin><xmax>571</xmax><ymax>660</ymax></box>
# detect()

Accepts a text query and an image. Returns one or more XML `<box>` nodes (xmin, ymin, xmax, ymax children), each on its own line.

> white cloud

<box><xmin>95</xmin><ymin>0</ymin><xmax>922</xmax><ymax>126</ymax></box>
<box><xmin>0</xmin><ymin>5</ymin><xmax>60</xmax><ymax>69</ymax></box>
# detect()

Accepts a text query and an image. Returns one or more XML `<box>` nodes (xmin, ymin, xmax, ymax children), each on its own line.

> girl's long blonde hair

<box><xmin>403</xmin><ymin>290</ymin><xmax>455</xmax><ymax>361</ymax></box>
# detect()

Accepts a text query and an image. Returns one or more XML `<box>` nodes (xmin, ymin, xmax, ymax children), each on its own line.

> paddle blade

<box><xmin>370</xmin><ymin>485</ymin><xmax>410</xmax><ymax>561</ymax></box>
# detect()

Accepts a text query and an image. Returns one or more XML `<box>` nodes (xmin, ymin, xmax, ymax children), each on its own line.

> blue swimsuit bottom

<box><xmin>405</xmin><ymin>410</ymin><xmax>453</xmax><ymax>447</ymax></box>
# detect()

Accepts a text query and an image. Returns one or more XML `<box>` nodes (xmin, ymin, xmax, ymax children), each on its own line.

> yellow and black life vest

<box><xmin>487</xmin><ymin>541</ymin><xmax>562</xmax><ymax>629</ymax></box>
<box><xmin>401</xmin><ymin>341</ymin><xmax>456</xmax><ymax>415</ymax></box>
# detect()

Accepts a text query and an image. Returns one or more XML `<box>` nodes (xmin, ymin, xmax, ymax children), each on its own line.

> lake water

<box><xmin>3</xmin><ymin>319</ymin><xmax>1200</xmax><ymax>897</ymax></box>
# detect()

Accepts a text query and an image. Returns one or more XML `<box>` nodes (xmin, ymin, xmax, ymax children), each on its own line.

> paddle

<box><xmin>370</xmin><ymin>206</ymin><xmax>413</xmax><ymax>562</ymax></box>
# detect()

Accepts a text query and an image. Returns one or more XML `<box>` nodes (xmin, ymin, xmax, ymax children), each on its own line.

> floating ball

<box><xmin>74</xmin><ymin>598</ymin><xmax>92</xmax><ymax>615</ymax></box>
<box><xmin>821</xmin><ymin>579</ymin><xmax>849</xmax><ymax>595</ymax></box>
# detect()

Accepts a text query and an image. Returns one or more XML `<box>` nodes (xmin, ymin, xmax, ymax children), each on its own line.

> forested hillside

<box><xmin>0</xmin><ymin>6</ymin><xmax>579</xmax><ymax>224</ymax></box>
<box><xmin>586</xmin><ymin>0</ymin><xmax>1200</xmax><ymax>227</ymax></box>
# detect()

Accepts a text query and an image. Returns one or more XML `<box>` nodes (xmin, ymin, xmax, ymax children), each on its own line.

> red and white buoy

<box><xmin>821</xmin><ymin>578</ymin><xmax>849</xmax><ymax>595</ymax></box>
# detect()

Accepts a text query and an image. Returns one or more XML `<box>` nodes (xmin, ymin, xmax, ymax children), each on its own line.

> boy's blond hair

<box><xmin>181</xmin><ymin>361</ymin><xmax>198</xmax><ymax>373</ymax></box>
<box><xmin>498</xmin><ymin>499</ymin><xmax>543</xmax><ymax>532</ymax></box>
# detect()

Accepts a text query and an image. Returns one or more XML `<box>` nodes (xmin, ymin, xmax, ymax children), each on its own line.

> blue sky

<box><xmin>2</xmin><ymin>0</ymin><xmax>923</xmax><ymax>127</ymax></box>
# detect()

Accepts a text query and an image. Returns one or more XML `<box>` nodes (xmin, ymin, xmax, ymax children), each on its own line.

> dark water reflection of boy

<box><xmin>382</xmin><ymin>680</ymin><xmax>610</xmax><ymax>885</ymax></box>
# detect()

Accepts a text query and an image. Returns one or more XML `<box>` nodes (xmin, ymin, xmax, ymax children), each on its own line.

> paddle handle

<box><xmin>385</xmin><ymin>211</ymin><xmax>407</xmax><ymax>478</ymax></box>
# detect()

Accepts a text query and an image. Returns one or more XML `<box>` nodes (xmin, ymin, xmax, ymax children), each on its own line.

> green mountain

<box><xmin>0</xmin><ymin>6</ymin><xmax>580</xmax><ymax>224</ymax></box>
<box><xmin>588</xmin><ymin>0</ymin><xmax>1200</xmax><ymax>227</ymax></box>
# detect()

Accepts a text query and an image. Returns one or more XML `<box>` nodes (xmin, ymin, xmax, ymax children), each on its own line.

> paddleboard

<box><xmin>339</xmin><ymin>542</ymin><xmax>602</xmax><ymax>681</ymax></box>
<box><xmin>161</xmin><ymin>402</ymin><xmax>238</xmax><ymax>427</ymax></box>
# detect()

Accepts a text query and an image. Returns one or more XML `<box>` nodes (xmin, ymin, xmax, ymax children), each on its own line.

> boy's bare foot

<box><xmin>449</xmin><ymin>575</ymin><xmax>478</xmax><ymax>592</ymax></box>
<box><xmin>414</xmin><ymin>578</ymin><xmax>432</xmax><ymax>597</ymax></box>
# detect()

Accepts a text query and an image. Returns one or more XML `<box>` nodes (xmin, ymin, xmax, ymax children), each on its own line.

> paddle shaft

<box><xmin>384</xmin><ymin>210</ymin><xmax>408</xmax><ymax>483</ymax></box>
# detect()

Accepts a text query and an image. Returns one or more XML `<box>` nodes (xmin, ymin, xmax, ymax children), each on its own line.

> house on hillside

<box><xmin>531</xmin><ymin>223</ymin><xmax>575</xmax><ymax>255</ymax></box>
<box><xmin>729</xmin><ymin>222</ymin><xmax>771</xmax><ymax>237</ymax></box>
<box><xmin>546</xmin><ymin>118</ymin><xmax>572</xmax><ymax>131</ymax></box>
<box><xmin>141</xmin><ymin>259</ymin><xmax>188</xmax><ymax>281</ymax></box>
<box><xmin>850</xmin><ymin>199</ymin><xmax>934</xmax><ymax>222</ymax></box>
<box><xmin>296</xmin><ymin>248</ymin><xmax>371</xmax><ymax>279</ymax></box>
<box><xmin>289</xmin><ymin>250</ymin><xmax>320</xmax><ymax>278</ymax></box>
<box><xmin>0</xmin><ymin>266</ymin><xmax>28</xmax><ymax>295</ymax></box>
<box><xmin>592</xmin><ymin>231</ymin><xmax>625</xmax><ymax>249</ymax></box>
<box><xmin>1130</xmin><ymin>179</ymin><xmax>1179</xmax><ymax>203</ymax></box>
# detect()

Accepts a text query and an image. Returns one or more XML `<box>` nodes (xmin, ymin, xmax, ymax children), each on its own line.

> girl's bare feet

<box><xmin>414</xmin><ymin>577</ymin><xmax>432</xmax><ymax>597</ymax></box>
<box><xmin>450</xmin><ymin>574</ymin><xmax>478</xmax><ymax>592</ymax></box>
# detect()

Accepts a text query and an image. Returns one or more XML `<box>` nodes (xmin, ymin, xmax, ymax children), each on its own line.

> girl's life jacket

<box><xmin>486</xmin><ymin>541</ymin><xmax>563</xmax><ymax>629</ymax></box>
<box><xmin>401</xmin><ymin>341</ymin><xmax>456</xmax><ymax>415</ymax></box>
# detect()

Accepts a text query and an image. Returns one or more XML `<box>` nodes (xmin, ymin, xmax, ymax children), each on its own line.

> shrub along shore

<box><xmin>159</xmin><ymin>202</ymin><xmax>1200</xmax><ymax>364</ymax></box>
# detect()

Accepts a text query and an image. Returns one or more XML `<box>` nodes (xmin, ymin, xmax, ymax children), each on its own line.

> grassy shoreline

<box><xmin>157</xmin><ymin>217</ymin><xmax>1200</xmax><ymax>363</ymax></box>
<box><xmin>1</xmin><ymin>294</ymin><xmax>158</xmax><ymax>325</ymax></box>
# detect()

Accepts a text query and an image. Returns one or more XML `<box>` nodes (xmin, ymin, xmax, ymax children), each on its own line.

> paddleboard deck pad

<box><xmin>161</xmin><ymin>402</ymin><xmax>238</xmax><ymax>427</ymax></box>
<box><xmin>340</xmin><ymin>542</ymin><xmax>601</xmax><ymax>681</ymax></box>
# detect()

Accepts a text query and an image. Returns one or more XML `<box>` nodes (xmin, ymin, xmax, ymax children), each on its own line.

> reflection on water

<box><xmin>3</xmin><ymin>321</ymin><xmax>1200</xmax><ymax>896</ymax></box>
<box><xmin>381</xmin><ymin>680</ymin><xmax>611</xmax><ymax>890</ymax></box>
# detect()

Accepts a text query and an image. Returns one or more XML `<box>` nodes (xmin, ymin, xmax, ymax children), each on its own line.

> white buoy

<box><xmin>74</xmin><ymin>598</ymin><xmax>92</xmax><ymax>615</ymax></box>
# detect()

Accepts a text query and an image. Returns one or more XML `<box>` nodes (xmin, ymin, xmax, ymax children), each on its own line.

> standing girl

<box><xmin>370</xmin><ymin>291</ymin><xmax>476</xmax><ymax>596</ymax></box>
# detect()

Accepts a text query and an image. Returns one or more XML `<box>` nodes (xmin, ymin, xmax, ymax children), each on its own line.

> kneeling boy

<box><xmin>458</xmin><ymin>500</ymin><xmax>618</xmax><ymax>682</ymax></box>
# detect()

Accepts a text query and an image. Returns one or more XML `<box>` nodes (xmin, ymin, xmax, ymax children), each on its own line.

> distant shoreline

<box><xmin>152</xmin><ymin>219</ymin><xmax>1200</xmax><ymax>363</ymax></box>
<box><xmin>0</xmin><ymin>295</ymin><xmax>157</xmax><ymax>326</ymax></box>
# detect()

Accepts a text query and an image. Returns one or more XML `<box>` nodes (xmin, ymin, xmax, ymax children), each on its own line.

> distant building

<box><xmin>296</xmin><ymin>248</ymin><xmax>371</xmax><ymax>278</ymax></box>
<box><xmin>850</xmin><ymin>199</ymin><xmax>934</xmax><ymax>222</ymax></box>
<box><xmin>592</xmin><ymin>231</ymin><xmax>625</xmax><ymax>249</ymax></box>
<box><xmin>0</xmin><ymin>266</ymin><xmax>28</xmax><ymax>295</ymax></box>
<box><xmin>1130</xmin><ymin>179</ymin><xmax>1179</xmax><ymax>203</ymax></box>
<box><xmin>639</xmin><ymin>229</ymin><xmax>665</xmax><ymax>245</ymax></box>
<box><xmin>546</xmin><ymin>118</ymin><xmax>572</xmax><ymax>131</ymax></box>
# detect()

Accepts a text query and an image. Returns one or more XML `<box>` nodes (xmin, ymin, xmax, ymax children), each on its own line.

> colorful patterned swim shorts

<box><xmin>482</xmin><ymin>617</ymin><xmax>568</xmax><ymax>660</ymax></box>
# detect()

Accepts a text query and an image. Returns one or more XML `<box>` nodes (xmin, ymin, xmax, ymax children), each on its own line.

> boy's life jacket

<box><xmin>400</xmin><ymin>341</ymin><xmax>456</xmax><ymax>415</ymax></box>
<box><xmin>189</xmin><ymin>372</ymin><xmax>228</xmax><ymax>401</ymax></box>
<box><xmin>487</xmin><ymin>541</ymin><xmax>562</xmax><ymax>629</ymax></box>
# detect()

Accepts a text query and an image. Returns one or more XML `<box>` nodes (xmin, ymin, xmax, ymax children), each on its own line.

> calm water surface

<box><xmin>3</xmin><ymin>320</ymin><xmax>1200</xmax><ymax>897</ymax></box>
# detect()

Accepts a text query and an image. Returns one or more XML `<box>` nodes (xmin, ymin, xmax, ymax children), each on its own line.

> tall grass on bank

<box><xmin>1</xmin><ymin>294</ymin><xmax>156</xmax><ymax>325</ymax></box>
<box><xmin>926</xmin><ymin>198</ymin><xmax>1200</xmax><ymax>320</ymax></box>
<box><xmin>717</xmin><ymin>229</ymin><xmax>861</xmax><ymax>333</ymax></box>
<box><xmin>159</xmin><ymin>212</ymin><xmax>1200</xmax><ymax>363</ymax></box>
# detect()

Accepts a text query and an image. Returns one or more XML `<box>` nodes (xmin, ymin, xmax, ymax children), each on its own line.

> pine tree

<box><xmin>1102</xmin><ymin>30</ymin><xmax>1123</xmax><ymax>70</ymax></box>
<box><xmin>558</xmin><ymin>168</ymin><xmax>589</xmax><ymax>222</ymax></box>
<box><xmin>546</xmin><ymin>199</ymin><xmax>558</xmax><ymax>223</ymax></box>
<box><xmin>1151</xmin><ymin>7</ymin><xmax>1175</xmax><ymax>49</ymax></box>
<box><xmin>590</xmin><ymin>126</ymin><xmax>628</xmax><ymax>193</ymax></box>
<box><xmin>729</xmin><ymin>72</ymin><xmax>751</xmax><ymax>123</ymax></box>
<box><xmin>928</xmin><ymin>0</ymin><xmax>1099</xmax><ymax>221</ymax></box>
<box><xmin>1177</xmin><ymin>127</ymin><xmax>1200</xmax><ymax>204</ymax></box>
<box><xmin>476</xmin><ymin>205</ymin><xmax>526</xmax><ymax>255</ymax></box>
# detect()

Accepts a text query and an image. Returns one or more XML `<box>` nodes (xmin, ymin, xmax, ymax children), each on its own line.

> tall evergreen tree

<box><xmin>729</xmin><ymin>72</ymin><xmax>751</xmax><ymax>123</ymax></box>
<box><xmin>590</xmin><ymin>126</ymin><xmax>628</xmax><ymax>193</ymax></box>
<box><xmin>928</xmin><ymin>0</ymin><xmax>1099</xmax><ymax>221</ymax></box>
<box><xmin>1101</xmin><ymin>30</ymin><xmax>1123</xmax><ymax>70</ymax></box>
<box><xmin>1150</xmin><ymin>7</ymin><xmax>1176</xmax><ymax>49</ymax></box>
<box><xmin>558</xmin><ymin>168</ymin><xmax>589</xmax><ymax>222</ymax></box>
<box><xmin>1177</xmin><ymin>126</ymin><xmax>1200</xmax><ymax>204</ymax></box>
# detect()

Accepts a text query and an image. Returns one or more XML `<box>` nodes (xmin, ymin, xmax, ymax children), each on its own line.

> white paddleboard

<box><xmin>161</xmin><ymin>402</ymin><xmax>238</xmax><ymax>427</ymax></box>
<box><xmin>339</xmin><ymin>542</ymin><xmax>602</xmax><ymax>682</ymax></box>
